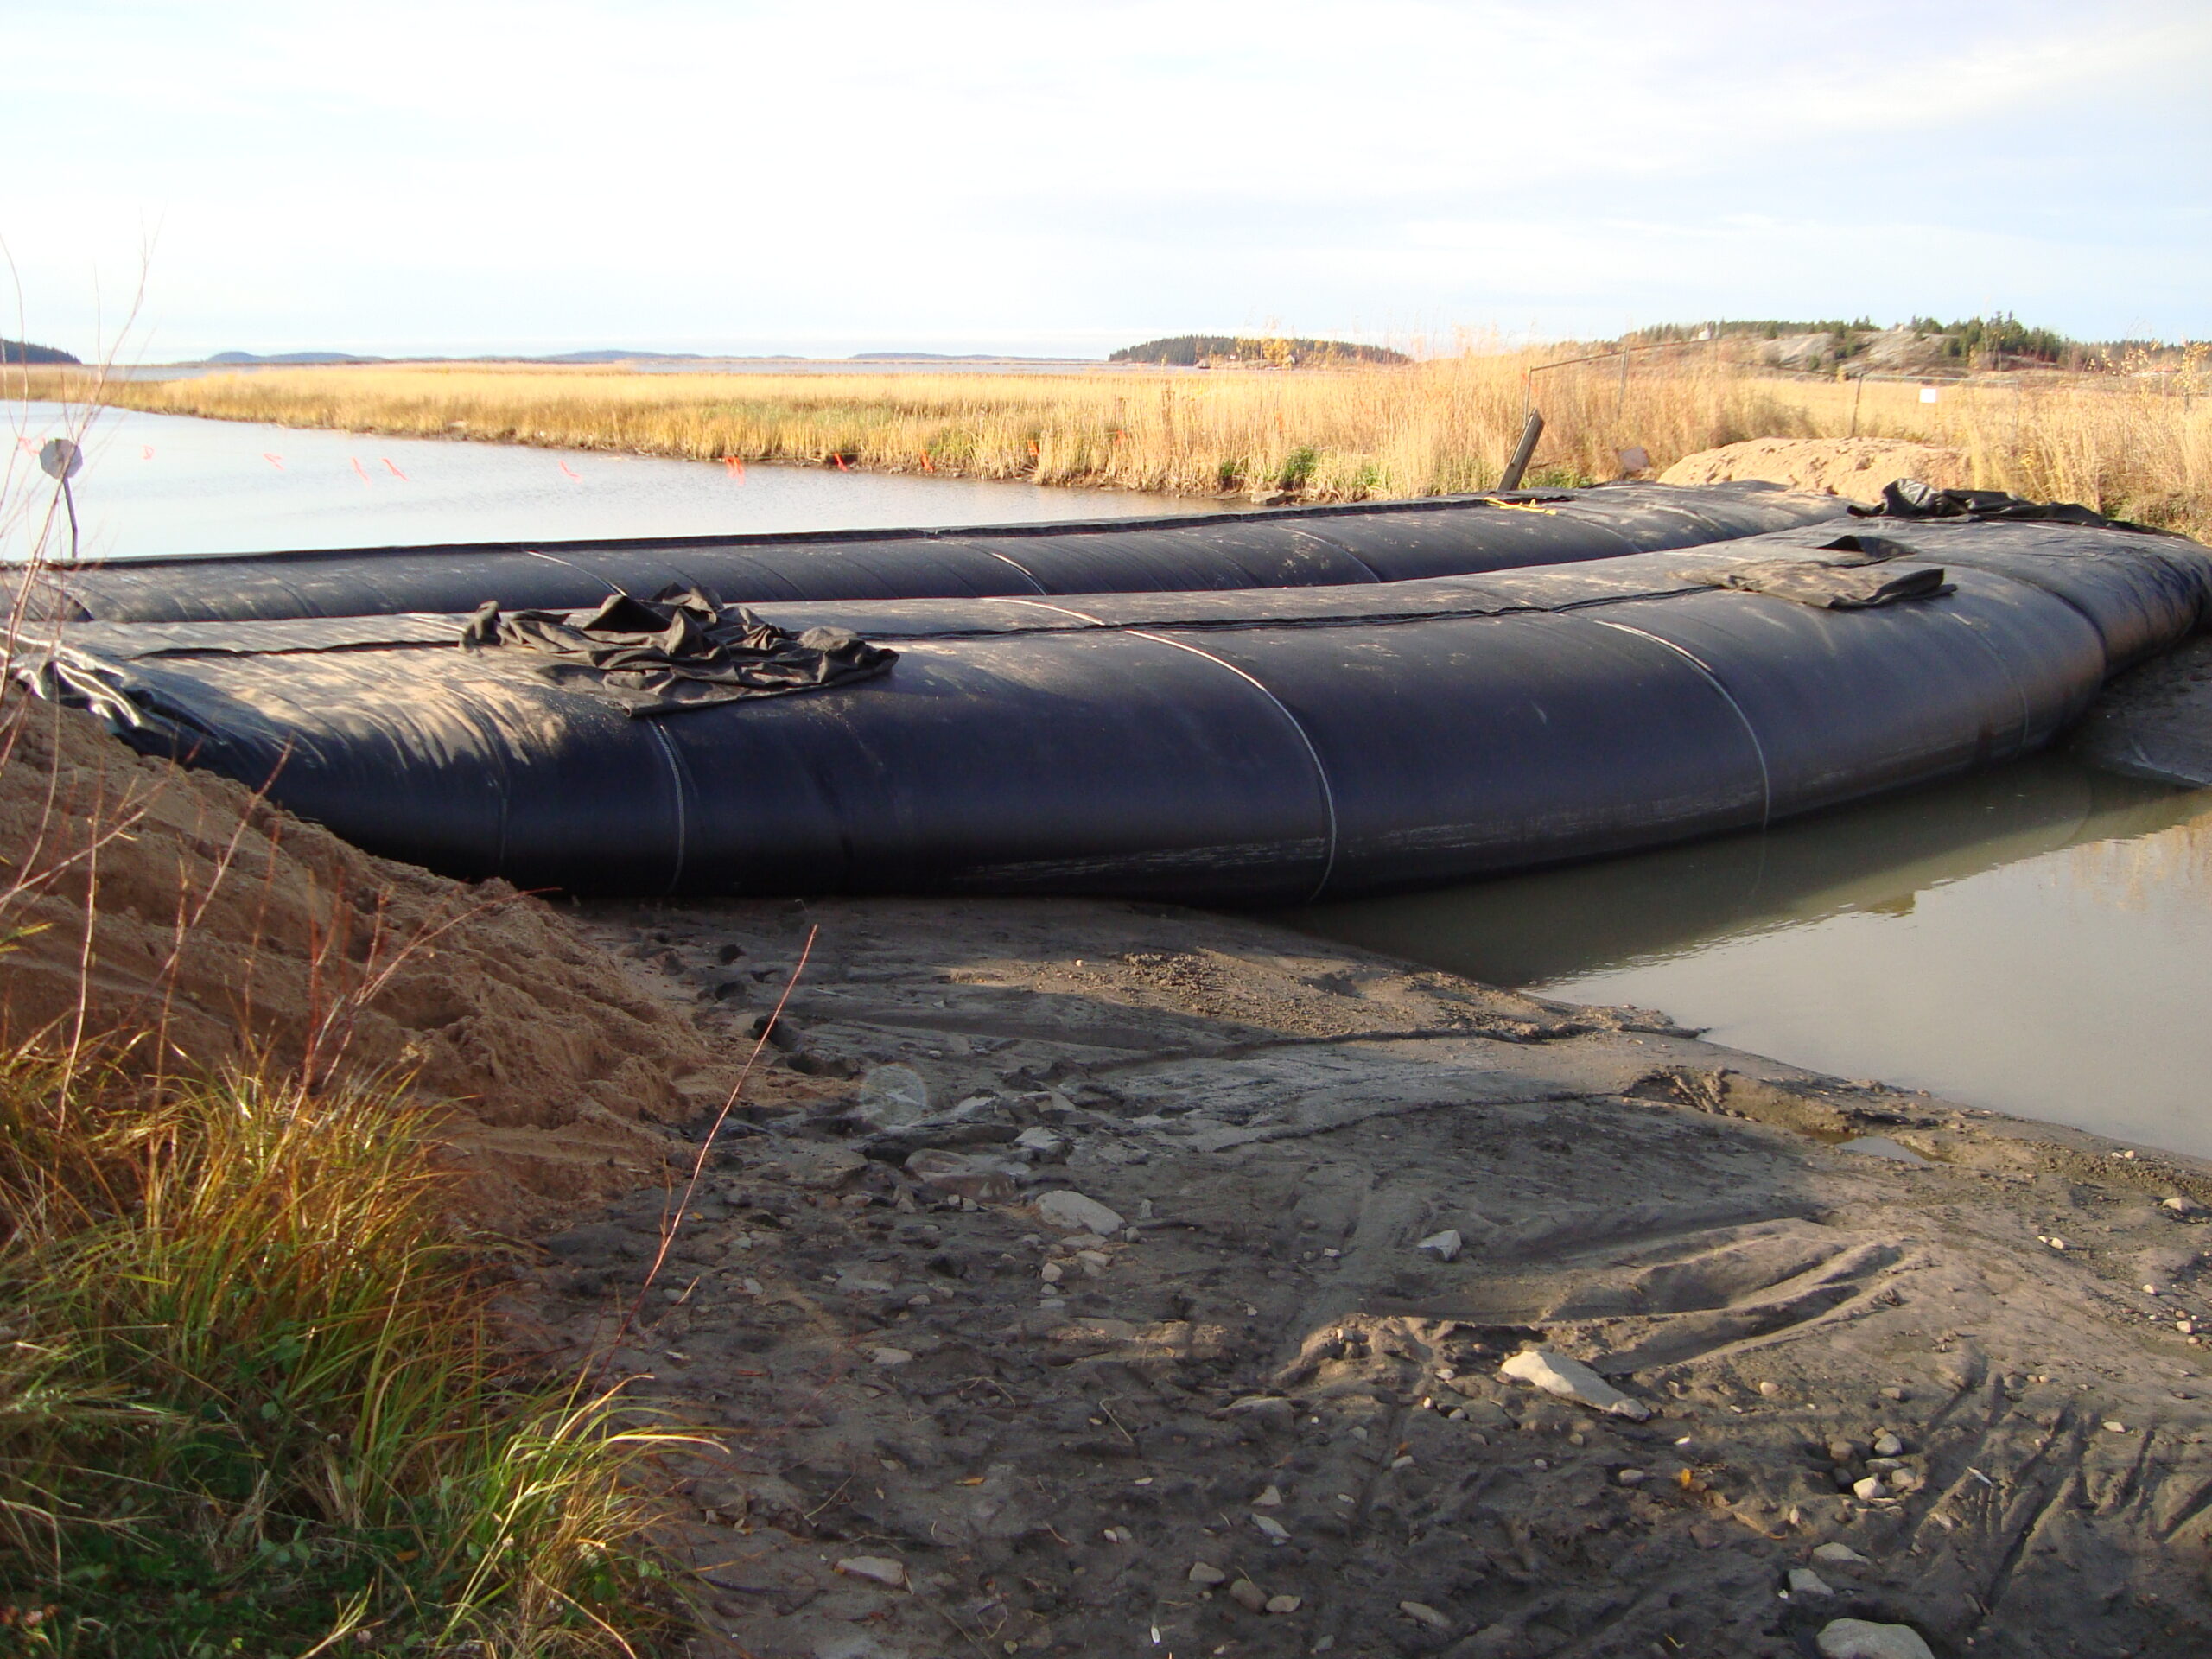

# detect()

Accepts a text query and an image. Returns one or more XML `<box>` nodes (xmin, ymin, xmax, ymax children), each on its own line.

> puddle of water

<box><xmin>2</xmin><ymin>402</ymin><xmax>1220</xmax><ymax>561</ymax></box>
<box><xmin>1287</xmin><ymin>757</ymin><xmax>2212</xmax><ymax>1157</ymax></box>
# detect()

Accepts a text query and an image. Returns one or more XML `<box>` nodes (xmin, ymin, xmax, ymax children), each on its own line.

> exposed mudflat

<box><xmin>2072</xmin><ymin>633</ymin><xmax>2212</xmax><ymax>788</ymax></box>
<box><xmin>499</xmin><ymin>896</ymin><xmax>2212</xmax><ymax>1659</ymax></box>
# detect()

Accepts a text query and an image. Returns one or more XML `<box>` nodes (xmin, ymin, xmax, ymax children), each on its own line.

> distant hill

<box><xmin>1110</xmin><ymin>335</ymin><xmax>1410</xmax><ymax>368</ymax></box>
<box><xmin>2</xmin><ymin>338</ymin><xmax>79</xmax><ymax>365</ymax></box>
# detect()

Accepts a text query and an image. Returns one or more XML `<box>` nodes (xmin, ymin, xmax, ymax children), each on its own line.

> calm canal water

<box><xmin>1289</xmin><ymin>757</ymin><xmax>2212</xmax><ymax>1158</ymax></box>
<box><xmin>3</xmin><ymin>402</ymin><xmax>1219</xmax><ymax>561</ymax></box>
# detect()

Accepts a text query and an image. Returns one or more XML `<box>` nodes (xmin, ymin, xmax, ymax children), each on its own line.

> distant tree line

<box><xmin>1904</xmin><ymin>314</ymin><xmax>2073</xmax><ymax>365</ymax></box>
<box><xmin>1629</xmin><ymin>315</ymin><xmax>2082</xmax><ymax>368</ymax></box>
<box><xmin>2</xmin><ymin>338</ymin><xmax>79</xmax><ymax>365</ymax></box>
<box><xmin>1110</xmin><ymin>335</ymin><xmax>1410</xmax><ymax>368</ymax></box>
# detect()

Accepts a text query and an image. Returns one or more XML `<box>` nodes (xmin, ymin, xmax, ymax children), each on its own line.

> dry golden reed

<box><xmin>30</xmin><ymin>350</ymin><xmax>2212</xmax><ymax>536</ymax></box>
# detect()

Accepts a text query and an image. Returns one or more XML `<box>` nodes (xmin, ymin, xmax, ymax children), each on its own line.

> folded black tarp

<box><xmin>26</xmin><ymin>517</ymin><xmax>2210</xmax><ymax>905</ymax></box>
<box><xmin>16</xmin><ymin>482</ymin><xmax>1847</xmax><ymax>623</ymax></box>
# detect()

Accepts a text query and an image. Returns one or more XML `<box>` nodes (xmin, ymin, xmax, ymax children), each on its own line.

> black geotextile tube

<box><xmin>35</xmin><ymin>518</ymin><xmax>2212</xmax><ymax>905</ymax></box>
<box><xmin>16</xmin><ymin>481</ymin><xmax>1848</xmax><ymax>623</ymax></box>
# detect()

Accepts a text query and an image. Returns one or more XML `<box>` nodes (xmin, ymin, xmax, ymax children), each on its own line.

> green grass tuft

<box><xmin>0</xmin><ymin>1049</ymin><xmax>690</xmax><ymax>1657</ymax></box>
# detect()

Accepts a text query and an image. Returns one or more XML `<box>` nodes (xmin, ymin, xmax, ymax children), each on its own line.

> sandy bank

<box><xmin>1660</xmin><ymin>438</ymin><xmax>1970</xmax><ymax>500</ymax></box>
<box><xmin>0</xmin><ymin>703</ymin><xmax>736</xmax><ymax>1221</ymax></box>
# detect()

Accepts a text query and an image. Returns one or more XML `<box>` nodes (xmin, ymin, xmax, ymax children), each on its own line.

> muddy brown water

<box><xmin>1289</xmin><ymin>755</ymin><xmax>2212</xmax><ymax>1158</ymax></box>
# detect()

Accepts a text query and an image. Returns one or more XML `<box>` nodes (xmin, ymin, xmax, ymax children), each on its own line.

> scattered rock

<box><xmin>1815</xmin><ymin>1618</ymin><xmax>1936</xmax><ymax>1659</ymax></box>
<box><xmin>1811</xmin><ymin>1542</ymin><xmax>1872</xmax><ymax>1567</ymax></box>
<box><xmin>1498</xmin><ymin>1349</ymin><xmax>1652</xmax><ymax>1421</ymax></box>
<box><xmin>905</xmin><ymin>1147</ymin><xmax>1024</xmax><ymax>1204</ymax></box>
<box><xmin>1014</xmin><ymin>1125</ymin><xmax>1068</xmax><ymax>1160</ymax></box>
<box><xmin>1036</xmin><ymin>1190</ymin><xmax>1125</xmax><ymax>1236</ymax></box>
<box><xmin>2104</xmin><ymin>1421</ymin><xmax>2129</xmax><ymax>1433</ymax></box>
<box><xmin>1788</xmin><ymin>1568</ymin><xmax>1836</xmax><ymax>1598</ymax></box>
<box><xmin>1872</xmin><ymin>1431</ymin><xmax>1904</xmax><ymax>1457</ymax></box>
<box><xmin>1188</xmin><ymin>1562</ymin><xmax>1227</xmax><ymax>1586</ymax></box>
<box><xmin>1415</xmin><ymin>1229</ymin><xmax>1464</xmax><ymax>1262</ymax></box>
<box><xmin>1229</xmin><ymin>1579</ymin><xmax>1268</xmax><ymax>1612</ymax></box>
<box><xmin>1399</xmin><ymin>1601</ymin><xmax>1452</xmax><ymax>1632</ymax></box>
<box><xmin>1758</xmin><ymin>1380</ymin><xmax>1783</xmax><ymax>1397</ymax></box>
<box><xmin>1252</xmin><ymin>1514</ymin><xmax>1291</xmax><ymax>1544</ymax></box>
<box><xmin>1265</xmin><ymin>1594</ymin><xmax>1302</xmax><ymax>1615</ymax></box>
<box><xmin>855</xmin><ymin>1064</ymin><xmax>931</xmax><ymax>1127</ymax></box>
<box><xmin>1851</xmin><ymin>1475</ymin><xmax>1885</xmax><ymax>1501</ymax></box>
<box><xmin>869</xmin><ymin>1347</ymin><xmax>913</xmax><ymax>1367</ymax></box>
<box><xmin>1253</xmin><ymin>1484</ymin><xmax>1283</xmax><ymax>1507</ymax></box>
<box><xmin>1616</xmin><ymin>1468</ymin><xmax>1648</xmax><ymax>1485</ymax></box>
<box><xmin>835</xmin><ymin>1555</ymin><xmax>908</xmax><ymax>1589</ymax></box>
<box><xmin>2164</xmin><ymin>1195</ymin><xmax>2205</xmax><ymax>1216</ymax></box>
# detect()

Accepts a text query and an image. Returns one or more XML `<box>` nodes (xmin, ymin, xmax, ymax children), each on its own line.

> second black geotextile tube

<box><xmin>19</xmin><ymin>482</ymin><xmax>1847</xmax><ymax>623</ymax></box>
<box><xmin>31</xmin><ymin>517</ymin><xmax>2212</xmax><ymax>905</ymax></box>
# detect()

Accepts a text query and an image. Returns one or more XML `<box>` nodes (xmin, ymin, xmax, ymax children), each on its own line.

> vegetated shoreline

<box><xmin>23</xmin><ymin>353</ymin><xmax>2211</xmax><ymax>537</ymax></box>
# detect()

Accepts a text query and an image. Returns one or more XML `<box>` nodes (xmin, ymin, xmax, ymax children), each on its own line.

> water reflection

<box><xmin>1287</xmin><ymin>758</ymin><xmax>2212</xmax><ymax>1156</ymax></box>
<box><xmin>3</xmin><ymin>403</ymin><xmax>1221</xmax><ymax>562</ymax></box>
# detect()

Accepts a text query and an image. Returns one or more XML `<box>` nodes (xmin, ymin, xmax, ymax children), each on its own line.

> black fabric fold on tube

<box><xmin>1702</xmin><ymin>536</ymin><xmax>1954</xmax><ymax>609</ymax></box>
<box><xmin>459</xmin><ymin>584</ymin><xmax>895</xmax><ymax>715</ymax></box>
<box><xmin>1853</xmin><ymin>478</ymin><xmax>2154</xmax><ymax>532</ymax></box>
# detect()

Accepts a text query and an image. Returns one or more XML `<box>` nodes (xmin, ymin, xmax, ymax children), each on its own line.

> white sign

<box><xmin>1919</xmin><ymin>385</ymin><xmax>1941</xmax><ymax>404</ymax></box>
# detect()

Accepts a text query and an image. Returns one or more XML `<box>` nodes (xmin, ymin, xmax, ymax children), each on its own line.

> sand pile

<box><xmin>0</xmin><ymin>696</ymin><xmax>714</xmax><ymax>1220</ymax></box>
<box><xmin>1661</xmin><ymin>436</ymin><xmax>1969</xmax><ymax>500</ymax></box>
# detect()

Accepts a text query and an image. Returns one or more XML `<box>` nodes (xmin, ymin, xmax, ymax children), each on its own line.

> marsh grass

<box><xmin>0</xmin><ymin>1041</ymin><xmax>690</xmax><ymax>1658</ymax></box>
<box><xmin>37</xmin><ymin>349</ymin><xmax>2212</xmax><ymax>537</ymax></box>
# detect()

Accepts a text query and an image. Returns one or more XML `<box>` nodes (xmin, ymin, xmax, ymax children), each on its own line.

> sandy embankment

<box><xmin>1661</xmin><ymin>439</ymin><xmax>1969</xmax><ymax>500</ymax></box>
<box><xmin>10</xmin><ymin>671</ymin><xmax>2212</xmax><ymax>1656</ymax></box>
<box><xmin>0</xmin><ymin>702</ymin><xmax>750</xmax><ymax>1221</ymax></box>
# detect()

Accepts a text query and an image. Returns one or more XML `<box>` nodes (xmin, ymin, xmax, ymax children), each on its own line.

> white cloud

<box><xmin>3</xmin><ymin>0</ymin><xmax>2205</xmax><ymax>354</ymax></box>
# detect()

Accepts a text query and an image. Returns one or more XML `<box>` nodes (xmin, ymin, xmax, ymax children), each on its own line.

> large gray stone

<box><xmin>1036</xmin><ymin>1189</ymin><xmax>1125</xmax><ymax>1236</ymax></box>
<box><xmin>855</xmin><ymin>1064</ymin><xmax>931</xmax><ymax>1128</ymax></box>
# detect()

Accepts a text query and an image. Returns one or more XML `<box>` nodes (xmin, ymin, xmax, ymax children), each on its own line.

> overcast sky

<box><xmin>6</xmin><ymin>0</ymin><xmax>2207</xmax><ymax>359</ymax></box>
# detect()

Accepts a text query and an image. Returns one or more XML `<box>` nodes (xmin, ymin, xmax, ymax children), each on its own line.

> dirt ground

<box><xmin>1659</xmin><ymin>440</ymin><xmax>1969</xmax><ymax>502</ymax></box>
<box><xmin>492</xmin><ymin>895</ymin><xmax>2212</xmax><ymax>1659</ymax></box>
